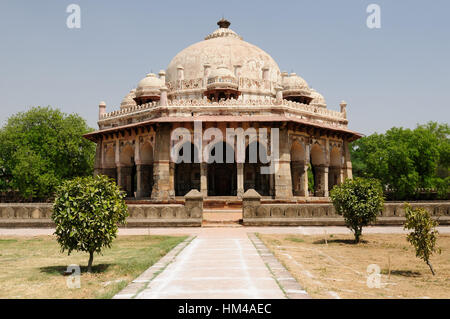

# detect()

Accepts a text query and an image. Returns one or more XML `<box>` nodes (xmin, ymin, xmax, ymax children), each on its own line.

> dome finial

<box><xmin>217</xmin><ymin>18</ymin><xmax>230</xmax><ymax>29</ymax></box>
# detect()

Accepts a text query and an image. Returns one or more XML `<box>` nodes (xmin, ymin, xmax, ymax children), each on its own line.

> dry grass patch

<box><xmin>259</xmin><ymin>233</ymin><xmax>450</xmax><ymax>299</ymax></box>
<box><xmin>0</xmin><ymin>235</ymin><xmax>186</xmax><ymax>299</ymax></box>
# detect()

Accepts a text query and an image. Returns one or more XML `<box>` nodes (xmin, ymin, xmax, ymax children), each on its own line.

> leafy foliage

<box><xmin>330</xmin><ymin>177</ymin><xmax>385</xmax><ymax>243</ymax></box>
<box><xmin>0</xmin><ymin>106</ymin><xmax>95</xmax><ymax>201</ymax></box>
<box><xmin>351</xmin><ymin>122</ymin><xmax>449</xmax><ymax>200</ymax></box>
<box><xmin>52</xmin><ymin>175</ymin><xmax>128</xmax><ymax>272</ymax></box>
<box><xmin>404</xmin><ymin>204</ymin><xmax>440</xmax><ymax>275</ymax></box>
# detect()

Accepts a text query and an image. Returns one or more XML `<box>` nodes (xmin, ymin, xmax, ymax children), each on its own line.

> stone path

<box><xmin>2</xmin><ymin>225</ymin><xmax>450</xmax><ymax>237</ymax></box>
<box><xmin>131</xmin><ymin>228</ymin><xmax>294</xmax><ymax>299</ymax></box>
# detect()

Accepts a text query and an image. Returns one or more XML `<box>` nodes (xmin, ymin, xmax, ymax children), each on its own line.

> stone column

<box><xmin>343</xmin><ymin>141</ymin><xmax>353</xmax><ymax>180</ymax></box>
<box><xmin>151</xmin><ymin>125</ymin><xmax>175</xmax><ymax>200</ymax></box>
<box><xmin>93</xmin><ymin>139</ymin><xmax>103</xmax><ymax>176</ymax></box>
<box><xmin>117</xmin><ymin>165</ymin><xmax>130</xmax><ymax>193</ymax></box>
<box><xmin>135</xmin><ymin>164</ymin><xmax>144</xmax><ymax>198</ymax></box>
<box><xmin>300</xmin><ymin>164</ymin><xmax>309</xmax><ymax>197</ymax></box>
<box><xmin>237</xmin><ymin>163</ymin><xmax>244</xmax><ymax>198</ymax></box>
<box><xmin>184</xmin><ymin>189</ymin><xmax>203</xmax><ymax>221</ymax></box>
<box><xmin>314</xmin><ymin>165</ymin><xmax>329</xmax><ymax>197</ymax></box>
<box><xmin>242</xmin><ymin>189</ymin><xmax>262</xmax><ymax>224</ymax></box>
<box><xmin>274</xmin><ymin>126</ymin><xmax>293</xmax><ymax>199</ymax></box>
<box><xmin>200</xmin><ymin>162</ymin><xmax>208</xmax><ymax>197</ymax></box>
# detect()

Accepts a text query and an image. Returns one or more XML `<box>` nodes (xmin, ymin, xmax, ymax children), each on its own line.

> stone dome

<box><xmin>207</xmin><ymin>65</ymin><xmax>238</xmax><ymax>91</ymax></box>
<box><xmin>166</xmin><ymin>20</ymin><xmax>281</xmax><ymax>87</ymax></box>
<box><xmin>282</xmin><ymin>73</ymin><xmax>312</xmax><ymax>103</ymax></box>
<box><xmin>120</xmin><ymin>89</ymin><xmax>137</xmax><ymax>109</ymax></box>
<box><xmin>310</xmin><ymin>89</ymin><xmax>327</xmax><ymax>108</ymax></box>
<box><xmin>282</xmin><ymin>73</ymin><xmax>309</xmax><ymax>91</ymax></box>
<box><xmin>137</xmin><ymin>73</ymin><xmax>163</xmax><ymax>91</ymax></box>
<box><xmin>135</xmin><ymin>73</ymin><xmax>164</xmax><ymax>104</ymax></box>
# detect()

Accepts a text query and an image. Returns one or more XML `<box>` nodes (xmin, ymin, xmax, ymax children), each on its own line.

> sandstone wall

<box><xmin>0</xmin><ymin>190</ymin><xmax>204</xmax><ymax>228</ymax></box>
<box><xmin>242</xmin><ymin>190</ymin><xmax>450</xmax><ymax>226</ymax></box>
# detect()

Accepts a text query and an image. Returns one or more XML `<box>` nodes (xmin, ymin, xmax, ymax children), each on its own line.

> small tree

<box><xmin>404</xmin><ymin>204</ymin><xmax>440</xmax><ymax>275</ymax></box>
<box><xmin>330</xmin><ymin>177</ymin><xmax>384</xmax><ymax>243</ymax></box>
<box><xmin>52</xmin><ymin>175</ymin><xmax>128</xmax><ymax>272</ymax></box>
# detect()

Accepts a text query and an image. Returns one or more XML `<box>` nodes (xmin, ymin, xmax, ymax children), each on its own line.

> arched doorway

<box><xmin>244</xmin><ymin>141</ymin><xmax>274</xmax><ymax>196</ymax></box>
<box><xmin>329</xmin><ymin>147</ymin><xmax>342</xmax><ymax>191</ymax></box>
<box><xmin>290</xmin><ymin>140</ymin><xmax>307</xmax><ymax>196</ymax></box>
<box><xmin>207</xmin><ymin>142</ymin><xmax>237</xmax><ymax>196</ymax></box>
<box><xmin>174</xmin><ymin>142</ymin><xmax>200</xmax><ymax>196</ymax></box>
<box><xmin>103</xmin><ymin>146</ymin><xmax>117</xmax><ymax>182</ymax></box>
<box><xmin>310</xmin><ymin>143</ymin><xmax>327</xmax><ymax>197</ymax></box>
<box><xmin>139</xmin><ymin>142</ymin><xmax>154</xmax><ymax>197</ymax></box>
<box><xmin>119</xmin><ymin>144</ymin><xmax>136</xmax><ymax>197</ymax></box>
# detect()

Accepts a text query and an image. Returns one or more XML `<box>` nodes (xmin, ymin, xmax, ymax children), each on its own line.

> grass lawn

<box><xmin>258</xmin><ymin>233</ymin><xmax>450</xmax><ymax>299</ymax></box>
<box><xmin>0</xmin><ymin>235</ymin><xmax>187</xmax><ymax>299</ymax></box>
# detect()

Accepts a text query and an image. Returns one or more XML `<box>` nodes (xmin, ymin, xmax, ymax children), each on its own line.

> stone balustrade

<box><xmin>0</xmin><ymin>189</ymin><xmax>204</xmax><ymax>228</ymax></box>
<box><xmin>98</xmin><ymin>97</ymin><xmax>346</xmax><ymax>121</ymax></box>
<box><xmin>242</xmin><ymin>189</ymin><xmax>450</xmax><ymax>226</ymax></box>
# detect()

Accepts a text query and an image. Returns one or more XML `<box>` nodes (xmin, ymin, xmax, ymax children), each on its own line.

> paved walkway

<box><xmin>2</xmin><ymin>225</ymin><xmax>450</xmax><ymax>236</ymax></box>
<box><xmin>134</xmin><ymin>228</ymin><xmax>288</xmax><ymax>299</ymax></box>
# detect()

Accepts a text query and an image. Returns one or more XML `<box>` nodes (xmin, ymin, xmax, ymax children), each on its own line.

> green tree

<box><xmin>0</xmin><ymin>106</ymin><xmax>95</xmax><ymax>201</ymax></box>
<box><xmin>330</xmin><ymin>177</ymin><xmax>385</xmax><ymax>243</ymax></box>
<box><xmin>404</xmin><ymin>204</ymin><xmax>440</xmax><ymax>275</ymax></box>
<box><xmin>52</xmin><ymin>175</ymin><xmax>128</xmax><ymax>272</ymax></box>
<box><xmin>351</xmin><ymin>122</ymin><xmax>449</xmax><ymax>200</ymax></box>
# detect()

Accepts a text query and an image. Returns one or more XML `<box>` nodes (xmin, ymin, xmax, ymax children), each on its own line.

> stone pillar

<box><xmin>274</xmin><ymin>126</ymin><xmax>293</xmax><ymax>199</ymax></box>
<box><xmin>136</xmin><ymin>164</ymin><xmax>144</xmax><ymax>198</ymax></box>
<box><xmin>117</xmin><ymin>165</ymin><xmax>129</xmax><ymax>192</ymax></box>
<box><xmin>151</xmin><ymin>125</ymin><xmax>175</xmax><ymax>200</ymax></box>
<box><xmin>93</xmin><ymin>139</ymin><xmax>103</xmax><ymax>176</ymax></box>
<box><xmin>160</xmin><ymin>86</ymin><xmax>168</xmax><ymax>106</ymax></box>
<box><xmin>314</xmin><ymin>165</ymin><xmax>329</xmax><ymax>197</ymax></box>
<box><xmin>184</xmin><ymin>189</ymin><xmax>203</xmax><ymax>220</ymax></box>
<box><xmin>343</xmin><ymin>141</ymin><xmax>353</xmax><ymax>180</ymax></box>
<box><xmin>328</xmin><ymin>166</ymin><xmax>342</xmax><ymax>190</ymax></box>
<box><xmin>98</xmin><ymin>101</ymin><xmax>106</xmax><ymax>120</ymax></box>
<box><xmin>200</xmin><ymin>162</ymin><xmax>208</xmax><ymax>196</ymax></box>
<box><xmin>242</xmin><ymin>189</ymin><xmax>261</xmax><ymax>220</ymax></box>
<box><xmin>300</xmin><ymin>164</ymin><xmax>309</xmax><ymax>197</ymax></box>
<box><xmin>237</xmin><ymin>163</ymin><xmax>244</xmax><ymax>198</ymax></box>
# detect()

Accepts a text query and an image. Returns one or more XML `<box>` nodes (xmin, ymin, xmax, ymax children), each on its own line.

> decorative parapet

<box><xmin>100</xmin><ymin>101</ymin><xmax>159</xmax><ymax>120</ymax></box>
<box><xmin>241</xmin><ymin>201</ymin><xmax>450</xmax><ymax>226</ymax></box>
<box><xmin>98</xmin><ymin>97</ymin><xmax>348</xmax><ymax>127</ymax></box>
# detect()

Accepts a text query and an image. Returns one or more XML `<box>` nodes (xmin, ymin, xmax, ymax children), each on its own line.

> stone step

<box><xmin>203</xmin><ymin>212</ymin><xmax>242</xmax><ymax>222</ymax></box>
<box><xmin>203</xmin><ymin>209</ymin><xmax>242</xmax><ymax>213</ymax></box>
<box><xmin>202</xmin><ymin>224</ymin><xmax>243</xmax><ymax>228</ymax></box>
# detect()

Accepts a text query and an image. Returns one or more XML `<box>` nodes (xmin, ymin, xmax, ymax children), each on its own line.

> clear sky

<box><xmin>0</xmin><ymin>0</ymin><xmax>448</xmax><ymax>136</ymax></box>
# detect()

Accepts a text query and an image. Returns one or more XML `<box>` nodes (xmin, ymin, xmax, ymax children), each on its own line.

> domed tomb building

<box><xmin>85</xmin><ymin>19</ymin><xmax>362</xmax><ymax>200</ymax></box>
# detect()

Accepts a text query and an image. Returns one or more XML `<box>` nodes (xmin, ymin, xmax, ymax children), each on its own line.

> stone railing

<box><xmin>242</xmin><ymin>189</ymin><xmax>450</xmax><ymax>226</ymax></box>
<box><xmin>0</xmin><ymin>190</ymin><xmax>204</xmax><ymax>228</ymax></box>
<box><xmin>100</xmin><ymin>102</ymin><xmax>159</xmax><ymax>120</ymax></box>
<box><xmin>99</xmin><ymin>96</ymin><xmax>346</xmax><ymax>122</ymax></box>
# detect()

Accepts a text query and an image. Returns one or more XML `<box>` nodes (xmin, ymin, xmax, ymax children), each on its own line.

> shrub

<box><xmin>404</xmin><ymin>204</ymin><xmax>440</xmax><ymax>275</ymax></box>
<box><xmin>52</xmin><ymin>175</ymin><xmax>128</xmax><ymax>272</ymax></box>
<box><xmin>330</xmin><ymin>177</ymin><xmax>384</xmax><ymax>243</ymax></box>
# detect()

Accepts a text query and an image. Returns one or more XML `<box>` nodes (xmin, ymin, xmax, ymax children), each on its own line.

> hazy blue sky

<box><xmin>0</xmin><ymin>0</ymin><xmax>448</xmax><ymax>135</ymax></box>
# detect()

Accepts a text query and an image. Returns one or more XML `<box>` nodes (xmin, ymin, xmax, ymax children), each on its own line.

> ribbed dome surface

<box><xmin>166</xmin><ymin>22</ymin><xmax>281</xmax><ymax>85</ymax></box>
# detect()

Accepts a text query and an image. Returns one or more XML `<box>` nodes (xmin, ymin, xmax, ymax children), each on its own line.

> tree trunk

<box><xmin>87</xmin><ymin>251</ymin><xmax>94</xmax><ymax>273</ymax></box>
<box><xmin>354</xmin><ymin>227</ymin><xmax>361</xmax><ymax>243</ymax></box>
<box><xmin>427</xmin><ymin>260</ymin><xmax>436</xmax><ymax>276</ymax></box>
